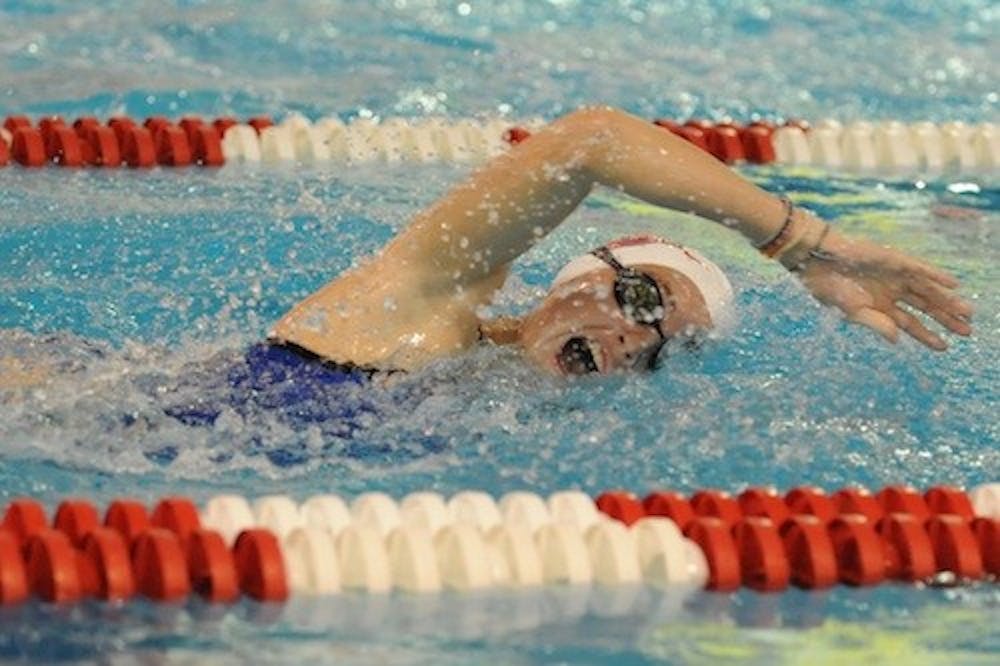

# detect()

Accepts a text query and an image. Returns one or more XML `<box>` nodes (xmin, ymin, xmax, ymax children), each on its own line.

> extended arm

<box><xmin>275</xmin><ymin>107</ymin><xmax>970</xmax><ymax>368</ymax></box>
<box><xmin>381</xmin><ymin>107</ymin><xmax>798</xmax><ymax>290</ymax></box>
<box><xmin>382</xmin><ymin>106</ymin><xmax>970</xmax><ymax>349</ymax></box>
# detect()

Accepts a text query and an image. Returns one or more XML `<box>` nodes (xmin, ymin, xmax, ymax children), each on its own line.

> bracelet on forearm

<box><xmin>781</xmin><ymin>220</ymin><xmax>836</xmax><ymax>271</ymax></box>
<box><xmin>806</xmin><ymin>222</ymin><xmax>835</xmax><ymax>261</ymax></box>
<box><xmin>755</xmin><ymin>196</ymin><xmax>796</xmax><ymax>258</ymax></box>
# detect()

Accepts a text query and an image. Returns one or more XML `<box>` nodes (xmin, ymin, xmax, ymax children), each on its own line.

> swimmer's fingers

<box><xmin>887</xmin><ymin>305</ymin><xmax>947</xmax><ymax>351</ymax></box>
<box><xmin>803</xmin><ymin>272</ymin><xmax>898</xmax><ymax>344</ymax></box>
<box><xmin>900</xmin><ymin>289</ymin><xmax>973</xmax><ymax>337</ymax></box>
<box><xmin>906</xmin><ymin>281</ymin><xmax>973</xmax><ymax>322</ymax></box>
<box><xmin>898</xmin><ymin>253</ymin><xmax>961</xmax><ymax>289</ymax></box>
<box><xmin>846</xmin><ymin>307</ymin><xmax>899</xmax><ymax>345</ymax></box>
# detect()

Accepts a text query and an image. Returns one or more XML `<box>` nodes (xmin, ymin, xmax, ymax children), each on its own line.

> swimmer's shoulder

<box><xmin>272</xmin><ymin>249</ymin><xmax>511</xmax><ymax>371</ymax></box>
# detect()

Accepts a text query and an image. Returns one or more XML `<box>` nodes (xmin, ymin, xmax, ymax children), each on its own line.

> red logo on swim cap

<box><xmin>604</xmin><ymin>235</ymin><xmax>668</xmax><ymax>249</ymax></box>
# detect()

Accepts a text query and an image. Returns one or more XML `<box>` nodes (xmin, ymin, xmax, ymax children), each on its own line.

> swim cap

<box><xmin>552</xmin><ymin>235</ymin><xmax>736</xmax><ymax>331</ymax></box>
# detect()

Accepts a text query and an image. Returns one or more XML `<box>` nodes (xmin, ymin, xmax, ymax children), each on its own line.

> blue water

<box><xmin>1</xmin><ymin>1</ymin><xmax>998</xmax><ymax>664</ymax></box>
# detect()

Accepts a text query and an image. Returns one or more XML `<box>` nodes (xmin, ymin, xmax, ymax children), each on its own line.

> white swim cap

<box><xmin>552</xmin><ymin>235</ymin><xmax>736</xmax><ymax>331</ymax></box>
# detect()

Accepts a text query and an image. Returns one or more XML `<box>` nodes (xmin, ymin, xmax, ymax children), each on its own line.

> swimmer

<box><xmin>0</xmin><ymin>108</ymin><xmax>976</xmax><ymax>461</ymax></box>
<box><xmin>0</xmin><ymin>107</ymin><xmax>974</xmax><ymax>398</ymax></box>
<box><xmin>268</xmin><ymin>107</ymin><xmax>973</xmax><ymax>377</ymax></box>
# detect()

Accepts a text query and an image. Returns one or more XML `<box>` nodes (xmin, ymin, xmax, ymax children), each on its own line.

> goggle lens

<box><xmin>615</xmin><ymin>272</ymin><xmax>665</xmax><ymax>324</ymax></box>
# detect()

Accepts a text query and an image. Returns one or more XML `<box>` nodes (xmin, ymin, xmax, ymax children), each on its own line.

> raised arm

<box><xmin>274</xmin><ymin>107</ymin><xmax>970</xmax><ymax>369</ymax></box>
<box><xmin>383</xmin><ymin>106</ymin><xmax>971</xmax><ymax>349</ymax></box>
<box><xmin>380</xmin><ymin>107</ymin><xmax>796</xmax><ymax>289</ymax></box>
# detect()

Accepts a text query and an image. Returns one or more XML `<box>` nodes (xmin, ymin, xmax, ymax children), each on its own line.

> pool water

<box><xmin>1</xmin><ymin>1</ymin><xmax>998</xmax><ymax>664</ymax></box>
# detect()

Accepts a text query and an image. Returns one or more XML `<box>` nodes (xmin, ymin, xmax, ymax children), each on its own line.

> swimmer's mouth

<box><xmin>556</xmin><ymin>336</ymin><xmax>603</xmax><ymax>375</ymax></box>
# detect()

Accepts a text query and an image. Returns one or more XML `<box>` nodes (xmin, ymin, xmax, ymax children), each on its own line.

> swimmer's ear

<box><xmin>478</xmin><ymin>316</ymin><xmax>524</xmax><ymax>346</ymax></box>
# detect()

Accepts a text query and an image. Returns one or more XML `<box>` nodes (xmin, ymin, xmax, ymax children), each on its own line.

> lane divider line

<box><xmin>2</xmin><ymin>114</ymin><xmax>996</xmax><ymax>173</ymax></box>
<box><xmin>0</xmin><ymin>483</ymin><xmax>995</xmax><ymax>607</ymax></box>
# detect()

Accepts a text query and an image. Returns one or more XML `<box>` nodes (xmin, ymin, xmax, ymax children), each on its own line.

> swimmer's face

<box><xmin>519</xmin><ymin>265</ymin><xmax>712</xmax><ymax>377</ymax></box>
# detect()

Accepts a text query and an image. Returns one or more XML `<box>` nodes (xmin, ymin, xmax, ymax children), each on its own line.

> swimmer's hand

<box><xmin>794</xmin><ymin>231</ymin><xmax>973</xmax><ymax>350</ymax></box>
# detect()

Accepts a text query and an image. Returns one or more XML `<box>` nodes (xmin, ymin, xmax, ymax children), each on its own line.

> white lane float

<box><xmin>201</xmin><ymin>494</ymin><xmax>255</xmax><ymax>546</ymax></box>
<box><xmin>300</xmin><ymin>494</ymin><xmax>352</xmax><ymax>536</ymax></box>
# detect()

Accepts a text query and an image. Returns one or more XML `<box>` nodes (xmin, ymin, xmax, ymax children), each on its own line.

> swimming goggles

<box><xmin>555</xmin><ymin>246</ymin><xmax>673</xmax><ymax>375</ymax></box>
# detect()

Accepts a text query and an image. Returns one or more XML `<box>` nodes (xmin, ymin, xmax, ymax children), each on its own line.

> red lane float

<box><xmin>108</xmin><ymin>117</ymin><xmax>137</xmax><ymax>144</ymax></box>
<box><xmin>827</xmin><ymin>514</ymin><xmax>886</xmax><ymax>586</ymax></box>
<box><xmin>73</xmin><ymin>116</ymin><xmax>100</xmax><ymax>136</ymax></box>
<box><xmin>877</xmin><ymin>513</ymin><xmax>936</xmax><ymax>581</ymax></box>
<box><xmin>3</xmin><ymin>115</ymin><xmax>31</xmax><ymax>134</ymax></box>
<box><xmin>143</xmin><ymin>116</ymin><xmax>171</xmax><ymax>137</ymax></box>
<box><xmin>233</xmin><ymin>529</ymin><xmax>288</xmax><ymax>602</ymax></box>
<box><xmin>154</xmin><ymin>124</ymin><xmax>193</xmax><ymax>166</ymax></box>
<box><xmin>642</xmin><ymin>491</ymin><xmax>695</xmax><ymax>530</ymax></box>
<box><xmin>833</xmin><ymin>487</ymin><xmax>884</xmax><ymax>523</ymax></box>
<box><xmin>53</xmin><ymin>500</ymin><xmax>100</xmax><ymax>546</ymax></box>
<box><xmin>732</xmin><ymin>517</ymin><xmax>790</xmax><ymax>592</ymax></box>
<box><xmin>0</xmin><ymin>531</ymin><xmax>29</xmax><ymax>604</ymax></box>
<box><xmin>186</xmin><ymin>529</ymin><xmax>240</xmax><ymax>602</ymax></box>
<box><xmin>83</xmin><ymin>126</ymin><xmax>122</xmax><ymax>167</ymax></box>
<box><xmin>12</xmin><ymin>128</ymin><xmax>46</xmax><ymax>167</ymax></box>
<box><xmin>179</xmin><ymin>116</ymin><xmax>205</xmax><ymax>144</ymax></box>
<box><xmin>706</xmin><ymin>125</ymin><xmax>746</xmax><ymax>163</ymax></box>
<box><xmin>132</xmin><ymin>528</ymin><xmax>191</xmax><ymax>601</ymax></box>
<box><xmin>247</xmin><ymin>116</ymin><xmax>273</xmax><ymax>134</ymax></box>
<box><xmin>780</xmin><ymin>515</ymin><xmax>838</xmax><ymax>589</ymax></box>
<box><xmin>594</xmin><ymin>491</ymin><xmax>645</xmax><ymax>526</ymax></box>
<box><xmin>738</xmin><ymin>487</ymin><xmax>791</xmax><ymax>525</ymax></box>
<box><xmin>213</xmin><ymin>117</ymin><xmax>238</xmax><ymax>136</ymax></box>
<box><xmin>925</xmin><ymin>486</ymin><xmax>975</xmax><ymax>520</ymax></box>
<box><xmin>193</xmin><ymin>127</ymin><xmax>224</xmax><ymax>166</ymax></box>
<box><xmin>24</xmin><ymin>529</ymin><xmax>82</xmax><ymax>603</ymax></box>
<box><xmin>741</xmin><ymin>125</ymin><xmax>776</xmax><ymax>163</ymax></box>
<box><xmin>675</xmin><ymin>126</ymin><xmax>710</xmax><ymax>153</ymax></box>
<box><xmin>1</xmin><ymin>496</ymin><xmax>293</xmax><ymax>607</ymax></box>
<box><xmin>81</xmin><ymin>528</ymin><xmax>135</xmax><ymax>601</ymax></box>
<box><xmin>104</xmin><ymin>499</ymin><xmax>150</xmax><ymax>541</ymax></box>
<box><xmin>2</xmin><ymin>498</ymin><xmax>48</xmax><ymax>547</ymax></box>
<box><xmin>49</xmin><ymin>127</ymin><xmax>84</xmax><ymax>166</ymax></box>
<box><xmin>683</xmin><ymin>516</ymin><xmax>741</xmax><ymax>591</ymax></box>
<box><xmin>877</xmin><ymin>485</ymin><xmax>932</xmax><ymax>522</ymax></box>
<box><xmin>690</xmin><ymin>490</ymin><xmax>743</xmax><ymax>527</ymax></box>
<box><xmin>785</xmin><ymin>486</ymin><xmax>839</xmax><ymax>523</ymax></box>
<box><xmin>151</xmin><ymin>497</ymin><xmax>201</xmax><ymax>540</ymax></box>
<box><xmin>926</xmin><ymin>514</ymin><xmax>983</xmax><ymax>579</ymax></box>
<box><xmin>121</xmin><ymin>127</ymin><xmax>156</xmax><ymax>167</ymax></box>
<box><xmin>38</xmin><ymin>116</ymin><xmax>66</xmax><ymax>160</ymax></box>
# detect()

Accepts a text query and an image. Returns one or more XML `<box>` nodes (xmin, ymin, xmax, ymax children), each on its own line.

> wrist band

<box><xmin>755</xmin><ymin>197</ymin><xmax>796</xmax><ymax>258</ymax></box>
<box><xmin>784</xmin><ymin>221</ymin><xmax>835</xmax><ymax>272</ymax></box>
<box><xmin>807</xmin><ymin>223</ymin><xmax>835</xmax><ymax>261</ymax></box>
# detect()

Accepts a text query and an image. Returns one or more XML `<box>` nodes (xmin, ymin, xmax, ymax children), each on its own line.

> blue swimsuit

<box><xmin>158</xmin><ymin>342</ymin><xmax>443</xmax><ymax>466</ymax></box>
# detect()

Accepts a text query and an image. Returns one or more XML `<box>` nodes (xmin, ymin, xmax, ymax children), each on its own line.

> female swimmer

<box><xmin>267</xmin><ymin>106</ymin><xmax>973</xmax><ymax>377</ymax></box>
<box><xmin>0</xmin><ymin>107</ymin><xmax>975</xmax><ymax>461</ymax></box>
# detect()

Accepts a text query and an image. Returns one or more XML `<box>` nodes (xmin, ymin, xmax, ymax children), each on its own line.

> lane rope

<box><xmin>1</xmin><ymin>483</ymin><xmax>997</xmax><ymax>605</ymax></box>
<box><xmin>1</xmin><ymin>114</ymin><xmax>996</xmax><ymax>173</ymax></box>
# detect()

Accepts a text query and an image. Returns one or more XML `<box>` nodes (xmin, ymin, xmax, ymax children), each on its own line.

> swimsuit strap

<box><xmin>266</xmin><ymin>339</ymin><xmax>394</xmax><ymax>378</ymax></box>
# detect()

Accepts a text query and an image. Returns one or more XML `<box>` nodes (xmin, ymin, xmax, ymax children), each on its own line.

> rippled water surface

<box><xmin>0</xmin><ymin>1</ymin><xmax>997</xmax><ymax>664</ymax></box>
